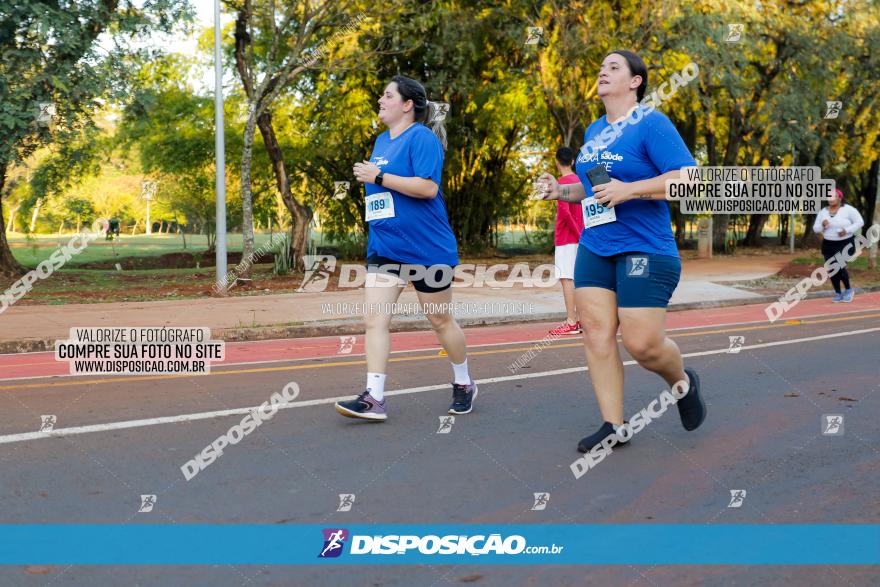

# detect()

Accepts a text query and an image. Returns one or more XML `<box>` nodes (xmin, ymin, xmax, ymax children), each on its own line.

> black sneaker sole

<box><xmin>448</xmin><ymin>385</ymin><xmax>478</xmax><ymax>415</ymax></box>
<box><xmin>334</xmin><ymin>403</ymin><xmax>387</xmax><ymax>421</ymax></box>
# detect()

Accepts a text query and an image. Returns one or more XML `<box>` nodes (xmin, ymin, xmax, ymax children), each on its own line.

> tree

<box><xmin>0</xmin><ymin>0</ymin><xmax>190</xmax><ymax>276</ymax></box>
<box><xmin>229</xmin><ymin>0</ymin><xmax>383</xmax><ymax>275</ymax></box>
<box><xmin>667</xmin><ymin>0</ymin><xmax>880</xmax><ymax>250</ymax></box>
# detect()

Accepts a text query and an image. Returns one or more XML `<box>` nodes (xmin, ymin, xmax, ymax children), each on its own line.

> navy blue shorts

<box><xmin>366</xmin><ymin>254</ymin><xmax>454</xmax><ymax>293</ymax></box>
<box><xmin>573</xmin><ymin>245</ymin><xmax>681</xmax><ymax>308</ymax></box>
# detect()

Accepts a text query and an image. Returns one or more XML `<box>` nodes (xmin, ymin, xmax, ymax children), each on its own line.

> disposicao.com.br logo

<box><xmin>318</xmin><ymin>529</ymin><xmax>563</xmax><ymax>557</ymax></box>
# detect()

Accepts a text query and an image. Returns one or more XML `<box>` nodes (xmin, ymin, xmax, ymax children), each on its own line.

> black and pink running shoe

<box><xmin>335</xmin><ymin>391</ymin><xmax>387</xmax><ymax>421</ymax></box>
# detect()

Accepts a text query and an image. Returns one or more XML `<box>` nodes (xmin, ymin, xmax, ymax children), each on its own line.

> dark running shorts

<box><xmin>573</xmin><ymin>244</ymin><xmax>681</xmax><ymax>308</ymax></box>
<box><xmin>366</xmin><ymin>254</ymin><xmax>454</xmax><ymax>293</ymax></box>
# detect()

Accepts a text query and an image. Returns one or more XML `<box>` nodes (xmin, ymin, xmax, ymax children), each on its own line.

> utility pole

<box><xmin>788</xmin><ymin>121</ymin><xmax>798</xmax><ymax>254</ymax></box>
<box><xmin>214</xmin><ymin>0</ymin><xmax>228</xmax><ymax>292</ymax></box>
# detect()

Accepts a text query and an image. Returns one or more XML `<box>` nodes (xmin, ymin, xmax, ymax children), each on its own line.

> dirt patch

<box><xmin>78</xmin><ymin>250</ymin><xmax>277</xmax><ymax>270</ymax></box>
<box><xmin>718</xmin><ymin>258</ymin><xmax>880</xmax><ymax>296</ymax></box>
<box><xmin>0</xmin><ymin>254</ymin><xmax>557</xmax><ymax>305</ymax></box>
<box><xmin>776</xmin><ymin>261</ymin><xmax>818</xmax><ymax>279</ymax></box>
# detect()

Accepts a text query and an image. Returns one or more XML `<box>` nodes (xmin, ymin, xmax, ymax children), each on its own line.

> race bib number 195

<box><xmin>582</xmin><ymin>196</ymin><xmax>617</xmax><ymax>228</ymax></box>
<box><xmin>365</xmin><ymin>192</ymin><xmax>395</xmax><ymax>221</ymax></box>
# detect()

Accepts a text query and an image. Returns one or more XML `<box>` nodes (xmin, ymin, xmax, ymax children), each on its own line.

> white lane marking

<box><xmin>2</xmin><ymin>306</ymin><xmax>878</xmax><ymax>382</ymax></box>
<box><xmin>0</xmin><ymin>327</ymin><xmax>877</xmax><ymax>446</ymax></box>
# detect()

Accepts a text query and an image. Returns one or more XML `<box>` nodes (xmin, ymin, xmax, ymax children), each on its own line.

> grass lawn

<box><xmin>6</xmin><ymin>232</ymin><xmax>285</xmax><ymax>268</ymax></box>
<box><xmin>723</xmin><ymin>251</ymin><xmax>880</xmax><ymax>295</ymax></box>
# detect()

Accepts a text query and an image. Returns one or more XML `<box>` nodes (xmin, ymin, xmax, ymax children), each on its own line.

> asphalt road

<box><xmin>1</xmin><ymin>296</ymin><xmax>878</xmax><ymax>586</ymax></box>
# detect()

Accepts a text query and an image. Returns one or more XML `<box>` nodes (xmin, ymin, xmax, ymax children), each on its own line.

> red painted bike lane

<box><xmin>2</xmin><ymin>292</ymin><xmax>878</xmax><ymax>381</ymax></box>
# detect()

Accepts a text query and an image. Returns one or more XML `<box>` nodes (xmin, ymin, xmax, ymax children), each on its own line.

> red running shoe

<box><xmin>549</xmin><ymin>321</ymin><xmax>582</xmax><ymax>335</ymax></box>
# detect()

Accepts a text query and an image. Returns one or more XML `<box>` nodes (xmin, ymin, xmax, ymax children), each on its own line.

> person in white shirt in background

<box><xmin>813</xmin><ymin>188</ymin><xmax>865</xmax><ymax>302</ymax></box>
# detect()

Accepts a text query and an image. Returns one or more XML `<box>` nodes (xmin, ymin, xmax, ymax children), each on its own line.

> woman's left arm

<box><xmin>844</xmin><ymin>207</ymin><xmax>865</xmax><ymax>233</ymax></box>
<box><xmin>628</xmin><ymin>169</ymin><xmax>683</xmax><ymax>200</ymax></box>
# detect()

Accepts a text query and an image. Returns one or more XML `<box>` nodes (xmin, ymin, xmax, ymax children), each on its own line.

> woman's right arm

<box><xmin>812</xmin><ymin>209</ymin><xmax>826</xmax><ymax>234</ymax></box>
<box><xmin>538</xmin><ymin>173</ymin><xmax>587</xmax><ymax>202</ymax></box>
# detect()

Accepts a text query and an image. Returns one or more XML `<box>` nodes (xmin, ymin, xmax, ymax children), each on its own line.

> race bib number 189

<box><xmin>366</xmin><ymin>192</ymin><xmax>395</xmax><ymax>221</ymax></box>
<box><xmin>582</xmin><ymin>196</ymin><xmax>617</xmax><ymax>228</ymax></box>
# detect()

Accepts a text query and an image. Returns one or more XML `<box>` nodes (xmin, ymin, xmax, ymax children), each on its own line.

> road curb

<box><xmin>2</xmin><ymin>286</ymin><xmax>879</xmax><ymax>354</ymax></box>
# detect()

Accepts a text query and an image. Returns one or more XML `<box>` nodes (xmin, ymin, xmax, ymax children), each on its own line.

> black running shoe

<box><xmin>577</xmin><ymin>421</ymin><xmax>630</xmax><ymax>453</ymax></box>
<box><xmin>335</xmin><ymin>391</ymin><xmax>387</xmax><ymax>421</ymax></box>
<box><xmin>448</xmin><ymin>382</ymin><xmax>478</xmax><ymax>415</ymax></box>
<box><xmin>676</xmin><ymin>368</ymin><xmax>706</xmax><ymax>431</ymax></box>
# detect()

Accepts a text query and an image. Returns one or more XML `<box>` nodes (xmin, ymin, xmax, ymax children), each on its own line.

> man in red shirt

<box><xmin>549</xmin><ymin>147</ymin><xmax>585</xmax><ymax>335</ymax></box>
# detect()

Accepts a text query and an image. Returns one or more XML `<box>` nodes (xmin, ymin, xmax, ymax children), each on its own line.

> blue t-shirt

<box><xmin>575</xmin><ymin>107</ymin><xmax>695</xmax><ymax>257</ymax></box>
<box><xmin>365</xmin><ymin>123</ymin><xmax>459</xmax><ymax>266</ymax></box>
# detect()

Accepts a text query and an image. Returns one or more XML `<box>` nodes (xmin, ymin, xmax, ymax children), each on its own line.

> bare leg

<box><xmin>618</xmin><ymin>307</ymin><xmax>686</xmax><ymax>388</ymax></box>
<box><xmin>415</xmin><ymin>286</ymin><xmax>467</xmax><ymax>364</ymax></box>
<box><xmin>561</xmin><ymin>278</ymin><xmax>578</xmax><ymax>324</ymax></box>
<box><xmin>364</xmin><ymin>273</ymin><xmax>405</xmax><ymax>373</ymax></box>
<box><xmin>575</xmin><ymin>287</ymin><xmax>624</xmax><ymax>424</ymax></box>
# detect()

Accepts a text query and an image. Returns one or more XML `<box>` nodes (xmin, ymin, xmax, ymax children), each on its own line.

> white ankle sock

<box><xmin>675</xmin><ymin>375</ymin><xmax>691</xmax><ymax>397</ymax></box>
<box><xmin>451</xmin><ymin>359</ymin><xmax>471</xmax><ymax>385</ymax></box>
<box><xmin>366</xmin><ymin>372</ymin><xmax>386</xmax><ymax>400</ymax></box>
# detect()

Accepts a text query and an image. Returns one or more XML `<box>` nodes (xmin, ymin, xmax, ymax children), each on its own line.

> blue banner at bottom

<box><xmin>0</xmin><ymin>525</ymin><xmax>877</xmax><ymax>565</ymax></box>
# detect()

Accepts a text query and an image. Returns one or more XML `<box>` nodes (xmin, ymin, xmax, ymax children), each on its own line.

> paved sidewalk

<box><xmin>0</xmin><ymin>254</ymin><xmax>813</xmax><ymax>353</ymax></box>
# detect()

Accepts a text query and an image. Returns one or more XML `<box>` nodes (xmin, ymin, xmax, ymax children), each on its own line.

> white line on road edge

<box><xmin>0</xmin><ymin>327</ymin><xmax>877</xmax><ymax>445</ymax></box>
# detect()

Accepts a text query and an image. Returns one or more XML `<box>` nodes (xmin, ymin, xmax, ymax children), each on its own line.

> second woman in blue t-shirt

<box><xmin>538</xmin><ymin>50</ymin><xmax>707</xmax><ymax>453</ymax></box>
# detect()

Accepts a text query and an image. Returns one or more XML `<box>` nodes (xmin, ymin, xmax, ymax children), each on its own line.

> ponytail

<box><xmin>426</xmin><ymin>101</ymin><xmax>449</xmax><ymax>150</ymax></box>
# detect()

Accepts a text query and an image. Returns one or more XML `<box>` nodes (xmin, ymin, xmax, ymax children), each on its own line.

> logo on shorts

<box><xmin>627</xmin><ymin>256</ymin><xmax>649</xmax><ymax>278</ymax></box>
<box><xmin>318</xmin><ymin>528</ymin><xmax>348</xmax><ymax>558</ymax></box>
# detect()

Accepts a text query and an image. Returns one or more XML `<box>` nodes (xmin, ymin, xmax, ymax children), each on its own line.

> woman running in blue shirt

<box><xmin>538</xmin><ymin>50</ymin><xmax>706</xmax><ymax>452</ymax></box>
<box><xmin>335</xmin><ymin>76</ymin><xmax>477</xmax><ymax>421</ymax></box>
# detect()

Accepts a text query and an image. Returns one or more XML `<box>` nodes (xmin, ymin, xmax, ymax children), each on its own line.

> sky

<box><xmin>164</xmin><ymin>0</ymin><xmax>234</xmax><ymax>93</ymax></box>
<box><xmin>98</xmin><ymin>0</ymin><xmax>234</xmax><ymax>96</ymax></box>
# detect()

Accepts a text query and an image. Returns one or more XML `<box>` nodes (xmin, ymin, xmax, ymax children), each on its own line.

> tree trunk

<box><xmin>744</xmin><ymin>215</ymin><xmax>769</xmax><ymax>247</ymax></box>
<box><xmin>256</xmin><ymin>109</ymin><xmax>312</xmax><ymax>272</ymax></box>
<box><xmin>5</xmin><ymin>205</ymin><xmax>19</xmax><ymax>232</ymax></box>
<box><xmin>30</xmin><ymin>199</ymin><xmax>43</xmax><ymax>232</ymax></box>
<box><xmin>799</xmin><ymin>213</ymin><xmax>819</xmax><ymax>248</ymax></box>
<box><xmin>669</xmin><ymin>203</ymin><xmax>685</xmax><ymax>246</ymax></box>
<box><xmin>867</xmin><ymin>157</ymin><xmax>879</xmax><ymax>269</ymax></box>
<box><xmin>711</xmin><ymin>108</ymin><xmax>745</xmax><ymax>252</ymax></box>
<box><xmin>0</xmin><ymin>164</ymin><xmax>27</xmax><ymax>277</ymax></box>
<box><xmin>239</xmin><ymin>108</ymin><xmax>259</xmax><ymax>278</ymax></box>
